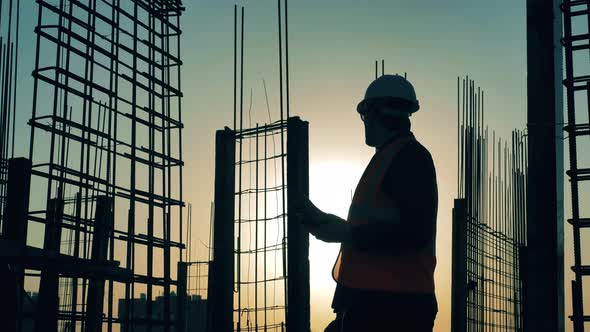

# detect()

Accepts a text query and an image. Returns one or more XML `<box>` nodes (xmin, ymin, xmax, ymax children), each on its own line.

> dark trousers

<box><xmin>324</xmin><ymin>308</ymin><xmax>436</xmax><ymax>332</ymax></box>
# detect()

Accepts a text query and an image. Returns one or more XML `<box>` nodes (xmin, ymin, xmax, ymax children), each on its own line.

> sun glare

<box><xmin>308</xmin><ymin>161</ymin><xmax>366</xmax><ymax>326</ymax></box>
<box><xmin>308</xmin><ymin>160</ymin><xmax>365</xmax><ymax>279</ymax></box>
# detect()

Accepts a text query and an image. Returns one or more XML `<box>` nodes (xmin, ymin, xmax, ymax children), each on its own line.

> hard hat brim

<box><xmin>357</xmin><ymin>96</ymin><xmax>420</xmax><ymax>115</ymax></box>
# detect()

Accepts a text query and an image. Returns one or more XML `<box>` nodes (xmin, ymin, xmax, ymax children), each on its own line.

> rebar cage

<box><xmin>209</xmin><ymin>118</ymin><xmax>310</xmax><ymax>332</ymax></box>
<box><xmin>561</xmin><ymin>1</ymin><xmax>590</xmax><ymax>330</ymax></box>
<box><xmin>23</xmin><ymin>0</ymin><xmax>185</xmax><ymax>331</ymax></box>
<box><xmin>234</xmin><ymin>121</ymin><xmax>289</xmax><ymax>331</ymax></box>
<box><xmin>452</xmin><ymin>77</ymin><xmax>528</xmax><ymax>332</ymax></box>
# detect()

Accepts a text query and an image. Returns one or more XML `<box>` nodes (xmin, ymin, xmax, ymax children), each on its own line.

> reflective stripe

<box><xmin>348</xmin><ymin>205</ymin><xmax>400</xmax><ymax>225</ymax></box>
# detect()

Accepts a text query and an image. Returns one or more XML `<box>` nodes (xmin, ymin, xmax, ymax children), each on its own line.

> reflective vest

<box><xmin>332</xmin><ymin>133</ymin><xmax>436</xmax><ymax>294</ymax></box>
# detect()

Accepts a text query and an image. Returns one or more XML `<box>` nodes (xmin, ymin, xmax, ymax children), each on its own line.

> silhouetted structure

<box><xmin>207</xmin><ymin>2</ymin><xmax>310</xmax><ymax>331</ymax></box>
<box><xmin>452</xmin><ymin>78</ymin><xmax>527</xmax><ymax>332</ymax></box>
<box><xmin>118</xmin><ymin>292</ymin><xmax>207</xmax><ymax>332</ymax></box>
<box><xmin>208</xmin><ymin>118</ymin><xmax>310</xmax><ymax>332</ymax></box>
<box><xmin>0</xmin><ymin>1</ymin><xmax>188</xmax><ymax>331</ymax></box>
<box><xmin>561</xmin><ymin>1</ymin><xmax>590</xmax><ymax>331</ymax></box>
<box><xmin>0</xmin><ymin>0</ymin><xmax>20</xmax><ymax>231</ymax></box>
<box><xmin>524</xmin><ymin>1</ymin><xmax>565</xmax><ymax>331</ymax></box>
<box><xmin>0</xmin><ymin>5</ymin><xmax>23</xmax><ymax>329</ymax></box>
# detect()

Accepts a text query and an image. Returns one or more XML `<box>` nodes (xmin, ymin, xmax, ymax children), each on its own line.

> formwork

<box><xmin>3</xmin><ymin>1</ymin><xmax>186</xmax><ymax>331</ymax></box>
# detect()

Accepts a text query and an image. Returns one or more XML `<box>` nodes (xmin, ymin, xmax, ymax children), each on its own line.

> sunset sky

<box><xmin>180</xmin><ymin>1</ymin><xmax>527</xmax><ymax>330</ymax></box>
<box><xmin>12</xmin><ymin>1</ymin><xmax>584</xmax><ymax>331</ymax></box>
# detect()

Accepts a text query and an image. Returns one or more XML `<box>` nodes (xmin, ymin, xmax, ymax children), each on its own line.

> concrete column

<box><xmin>451</xmin><ymin>199</ymin><xmax>467</xmax><ymax>332</ymax></box>
<box><xmin>286</xmin><ymin>117</ymin><xmax>310</xmax><ymax>332</ymax></box>
<box><xmin>0</xmin><ymin>158</ymin><xmax>32</xmax><ymax>332</ymax></box>
<box><xmin>177</xmin><ymin>261</ymin><xmax>188</xmax><ymax>332</ymax></box>
<box><xmin>35</xmin><ymin>197</ymin><xmax>64</xmax><ymax>332</ymax></box>
<box><xmin>207</xmin><ymin>128</ymin><xmax>236</xmax><ymax>332</ymax></box>
<box><xmin>86</xmin><ymin>196</ymin><xmax>114</xmax><ymax>332</ymax></box>
<box><xmin>524</xmin><ymin>0</ymin><xmax>564</xmax><ymax>330</ymax></box>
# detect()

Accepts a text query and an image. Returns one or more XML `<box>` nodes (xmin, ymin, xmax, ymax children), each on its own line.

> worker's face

<box><xmin>362</xmin><ymin>106</ymin><xmax>406</xmax><ymax>148</ymax></box>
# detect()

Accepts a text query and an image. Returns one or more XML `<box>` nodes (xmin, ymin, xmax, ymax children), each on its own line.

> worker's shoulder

<box><xmin>400</xmin><ymin>136</ymin><xmax>434</xmax><ymax>164</ymax></box>
<box><xmin>384</xmin><ymin>137</ymin><xmax>436</xmax><ymax>188</ymax></box>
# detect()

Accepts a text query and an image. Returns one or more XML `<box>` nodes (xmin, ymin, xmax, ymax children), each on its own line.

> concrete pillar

<box><xmin>86</xmin><ymin>196</ymin><xmax>114</xmax><ymax>332</ymax></box>
<box><xmin>286</xmin><ymin>117</ymin><xmax>310</xmax><ymax>332</ymax></box>
<box><xmin>524</xmin><ymin>0</ymin><xmax>564</xmax><ymax>330</ymax></box>
<box><xmin>35</xmin><ymin>197</ymin><xmax>64</xmax><ymax>332</ymax></box>
<box><xmin>207</xmin><ymin>128</ymin><xmax>235</xmax><ymax>332</ymax></box>
<box><xmin>177</xmin><ymin>261</ymin><xmax>188</xmax><ymax>332</ymax></box>
<box><xmin>451</xmin><ymin>199</ymin><xmax>467</xmax><ymax>332</ymax></box>
<box><xmin>0</xmin><ymin>158</ymin><xmax>32</xmax><ymax>332</ymax></box>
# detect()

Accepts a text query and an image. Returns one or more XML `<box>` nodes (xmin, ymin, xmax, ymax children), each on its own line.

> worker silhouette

<box><xmin>297</xmin><ymin>74</ymin><xmax>438</xmax><ymax>331</ymax></box>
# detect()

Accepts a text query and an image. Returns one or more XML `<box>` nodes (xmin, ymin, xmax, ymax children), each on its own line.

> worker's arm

<box><xmin>296</xmin><ymin>141</ymin><xmax>437</xmax><ymax>249</ymax></box>
<box><xmin>348</xmin><ymin>141</ymin><xmax>438</xmax><ymax>254</ymax></box>
<box><xmin>295</xmin><ymin>199</ymin><xmax>351</xmax><ymax>243</ymax></box>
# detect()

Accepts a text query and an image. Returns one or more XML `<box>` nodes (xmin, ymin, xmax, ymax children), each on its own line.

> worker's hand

<box><xmin>305</xmin><ymin>213</ymin><xmax>351</xmax><ymax>243</ymax></box>
<box><xmin>293</xmin><ymin>197</ymin><xmax>324</xmax><ymax>220</ymax></box>
<box><xmin>293</xmin><ymin>197</ymin><xmax>350</xmax><ymax>243</ymax></box>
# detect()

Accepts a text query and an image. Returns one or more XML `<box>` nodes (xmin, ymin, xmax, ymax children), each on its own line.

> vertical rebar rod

<box><xmin>284</xmin><ymin>0</ymin><xmax>290</xmax><ymax>120</ymax></box>
<box><xmin>110</xmin><ymin>0</ymin><xmax>121</xmax><ymax>329</ymax></box>
<box><xmin>234</xmin><ymin>5</ymin><xmax>237</xmax><ymax>131</ymax></box>
<box><xmin>255</xmin><ymin>123</ymin><xmax>259</xmax><ymax>330</ymax></box>
<box><xmin>264</xmin><ymin>127</ymin><xmax>268</xmax><ymax>332</ymax></box>
<box><xmin>457</xmin><ymin>76</ymin><xmax>461</xmax><ymax>197</ymax></box>
<box><xmin>277</xmin><ymin>0</ymin><xmax>289</xmax><ymax>321</ymax></box>
<box><xmin>375</xmin><ymin>60</ymin><xmax>378</xmax><ymax>80</ymax></box>
<box><xmin>10</xmin><ymin>0</ymin><xmax>18</xmax><ymax>159</ymax></box>
<box><xmin>28</xmin><ymin>2</ymin><xmax>42</xmax><ymax>160</ymax></box>
<box><xmin>125</xmin><ymin>1</ymin><xmax>140</xmax><ymax>328</ymax></box>
<box><xmin>146</xmin><ymin>3</ymin><xmax>155</xmax><ymax>328</ymax></box>
<box><xmin>238</xmin><ymin>6</ymin><xmax>245</xmax><ymax>330</ymax></box>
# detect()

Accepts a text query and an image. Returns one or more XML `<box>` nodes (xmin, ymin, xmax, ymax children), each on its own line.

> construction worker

<box><xmin>297</xmin><ymin>74</ymin><xmax>438</xmax><ymax>331</ymax></box>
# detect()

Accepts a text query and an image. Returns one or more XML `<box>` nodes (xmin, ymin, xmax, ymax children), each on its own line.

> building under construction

<box><xmin>1</xmin><ymin>0</ymin><xmax>589</xmax><ymax>331</ymax></box>
<box><xmin>207</xmin><ymin>4</ymin><xmax>311</xmax><ymax>331</ymax></box>
<box><xmin>0</xmin><ymin>0</ymin><xmax>189</xmax><ymax>331</ymax></box>
<box><xmin>451</xmin><ymin>78</ymin><xmax>528</xmax><ymax>331</ymax></box>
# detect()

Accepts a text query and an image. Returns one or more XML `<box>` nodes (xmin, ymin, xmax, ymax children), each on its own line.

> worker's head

<box><xmin>357</xmin><ymin>75</ymin><xmax>419</xmax><ymax>148</ymax></box>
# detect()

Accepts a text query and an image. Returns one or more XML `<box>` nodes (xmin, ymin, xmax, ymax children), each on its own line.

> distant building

<box><xmin>118</xmin><ymin>292</ymin><xmax>207</xmax><ymax>332</ymax></box>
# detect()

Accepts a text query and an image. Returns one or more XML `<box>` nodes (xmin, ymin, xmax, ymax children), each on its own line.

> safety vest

<box><xmin>332</xmin><ymin>133</ymin><xmax>436</xmax><ymax>293</ymax></box>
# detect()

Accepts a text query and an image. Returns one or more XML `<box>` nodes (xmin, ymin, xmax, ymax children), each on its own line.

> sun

<box><xmin>308</xmin><ymin>160</ymin><xmax>366</xmax><ymax>261</ymax></box>
<box><xmin>308</xmin><ymin>160</ymin><xmax>364</xmax><ymax>288</ymax></box>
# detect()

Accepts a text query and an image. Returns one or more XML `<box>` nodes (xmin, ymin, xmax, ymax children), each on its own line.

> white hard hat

<box><xmin>357</xmin><ymin>74</ymin><xmax>420</xmax><ymax>115</ymax></box>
